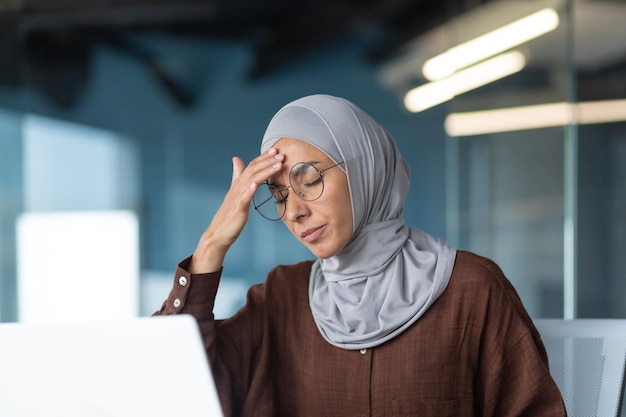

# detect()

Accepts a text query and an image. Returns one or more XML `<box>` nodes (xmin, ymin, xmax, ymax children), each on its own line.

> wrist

<box><xmin>189</xmin><ymin>232</ymin><xmax>228</xmax><ymax>274</ymax></box>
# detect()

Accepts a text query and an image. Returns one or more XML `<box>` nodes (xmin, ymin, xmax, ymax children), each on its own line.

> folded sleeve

<box><xmin>153</xmin><ymin>255</ymin><xmax>222</xmax><ymax>354</ymax></box>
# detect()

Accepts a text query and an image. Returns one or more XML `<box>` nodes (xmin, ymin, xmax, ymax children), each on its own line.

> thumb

<box><xmin>231</xmin><ymin>157</ymin><xmax>245</xmax><ymax>183</ymax></box>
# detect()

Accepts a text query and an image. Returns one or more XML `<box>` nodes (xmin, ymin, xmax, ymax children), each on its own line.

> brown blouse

<box><xmin>155</xmin><ymin>250</ymin><xmax>567</xmax><ymax>417</ymax></box>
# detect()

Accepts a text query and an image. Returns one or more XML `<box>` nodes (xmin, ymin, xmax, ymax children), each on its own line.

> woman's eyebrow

<box><xmin>290</xmin><ymin>160</ymin><xmax>320</xmax><ymax>178</ymax></box>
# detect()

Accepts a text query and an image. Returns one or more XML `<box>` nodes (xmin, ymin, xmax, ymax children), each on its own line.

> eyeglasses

<box><xmin>253</xmin><ymin>161</ymin><xmax>345</xmax><ymax>221</ymax></box>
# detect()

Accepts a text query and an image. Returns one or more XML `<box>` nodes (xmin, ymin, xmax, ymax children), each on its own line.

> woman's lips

<box><xmin>301</xmin><ymin>225</ymin><xmax>326</xmax><ymax>242</ymax></box>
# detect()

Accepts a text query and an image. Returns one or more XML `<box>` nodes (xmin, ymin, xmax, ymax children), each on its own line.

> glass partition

<box><xmin>575</xmin><ymin>0</ymin><xmax>626</xmax><ymax>318</ymax></box>
<box><xmin>443</xmin><ymin>0</ymin><xmax>626</xmax><ymax>318</ymax></box>
<box><xmin>447</xmin><ymin>129</ymin><xmax>566</xmax><ymax>317</ymax></box>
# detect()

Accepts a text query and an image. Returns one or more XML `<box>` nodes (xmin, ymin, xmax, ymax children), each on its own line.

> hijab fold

<box><xmin>261</xmin><ymin>94</ymin><xmax>457</xmax><ymax>349</ymax></box>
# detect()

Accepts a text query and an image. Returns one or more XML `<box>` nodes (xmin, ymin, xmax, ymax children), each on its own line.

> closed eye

<box><xmin>303</xmin><ymin>176</ymin><xmax>323</xmax><ymax>187</ymax></box>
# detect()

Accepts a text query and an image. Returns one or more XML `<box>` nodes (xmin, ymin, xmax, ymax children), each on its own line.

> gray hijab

<box><xmin>261</xmin><ymin>94</ymin><xmax>457</xmax><ymax>349</ymax></box>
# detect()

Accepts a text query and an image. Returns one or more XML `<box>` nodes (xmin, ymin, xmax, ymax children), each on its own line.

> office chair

<box><xmin>533</xmin><ymin>319</ymin><xmax>626</xmax><ymax>417</ymax></box>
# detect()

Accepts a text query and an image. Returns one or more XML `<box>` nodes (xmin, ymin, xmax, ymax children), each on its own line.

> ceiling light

<box><xmin>404</xmin><ymin>51</ymin><xmax>526</xmax><ymax>113</ymax></box>
<box><xmin>422</xmin><ymin>8</ymin><xmax>559</xmax><ymax>81</ymax></box>
<box><xmin>444</xmin><ymin>99</ymin><xmax>626</xmax><ymax>136</ymax></box>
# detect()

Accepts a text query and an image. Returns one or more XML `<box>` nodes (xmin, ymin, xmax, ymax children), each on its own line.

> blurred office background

<box><xmin>0</xmin><ymin>0</ymin><xmax>624</xmax><ymax>323</ymax></box>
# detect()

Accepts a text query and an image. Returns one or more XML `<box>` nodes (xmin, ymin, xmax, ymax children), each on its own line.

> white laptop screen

<box><xmin>0</xmin><ymin>315</ymin><xmax>224</xmax><ymax>417</ymax></box>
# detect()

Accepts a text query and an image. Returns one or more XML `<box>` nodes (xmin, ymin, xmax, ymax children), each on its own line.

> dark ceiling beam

<box><xmin>4</xmin><ymin>0</ymin><xmax>217</xmax><ymax>31</ymax></box>
<box><xmin>0</xmin><ymin>0</ymin><xmax>492</xmax><ymax>108</ymax></box>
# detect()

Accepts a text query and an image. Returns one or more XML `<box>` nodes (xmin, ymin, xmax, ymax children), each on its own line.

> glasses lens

<box><xmin>290</xmin><ymin>162</ymin><xmax>324</xmax><ymax>201</ymax></box>
<box><xmin>253</xmin><ymin>183</ymin><xmax>287</xmax><ymax>220</ymax></box>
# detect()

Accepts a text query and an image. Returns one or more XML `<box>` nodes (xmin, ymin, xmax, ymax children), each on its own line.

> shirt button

<box><xmin>178</xmin><ymin>276</ymin><xmax>188</xmax><ymax>287</ymax></box>
<box><xmin>173</xmin><ymin>298</ymin><xmax>181</xmax><ymax>308</ymax></box>
<box><xmin>359</xmin><ymin>348</ymin><xmax>367</xmax><ymax>355</ymax></box>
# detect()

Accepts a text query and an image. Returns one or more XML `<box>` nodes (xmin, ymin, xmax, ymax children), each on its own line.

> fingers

<box><xmin>233</xmin><ymin>148</ymin><xmax>285</xmax><ymax>191</ymax></box>
<box><xmin>220</xmin><ymin>149</ymin><xmax>285</xmax><ymax>215</ymax></box>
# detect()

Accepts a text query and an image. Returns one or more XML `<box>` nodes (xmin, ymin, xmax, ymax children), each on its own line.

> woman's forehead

<box><xmin>274</xmin><ymin>137</ymin><xmax>331</xmax><ymax>162</ymax></box>
<box><xmin>268</xmin><ymin>138</ymin><xmax>332</xmax><ymax>186</ymax></box>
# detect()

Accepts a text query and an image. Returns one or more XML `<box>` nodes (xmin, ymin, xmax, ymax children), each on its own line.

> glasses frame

<box><xmin>253</xmin><ymin>160</ymin><xmax>345</xmax><ymax>221</ymax></box>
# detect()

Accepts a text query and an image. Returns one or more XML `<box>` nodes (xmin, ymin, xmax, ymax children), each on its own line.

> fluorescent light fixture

<box><xmin>445</xmin><ymin>99</ymin><xmax>626</xmax><ymax>136</ymax></box>
<box><xmin>423</xmin><ymin>8</ymin><xmax>559</xmax><ymax>81</ymax></box>
<box><xmin>404</xmin><ymin>51</ymin><xmax>526</xmax><ymax>113</ymax></box>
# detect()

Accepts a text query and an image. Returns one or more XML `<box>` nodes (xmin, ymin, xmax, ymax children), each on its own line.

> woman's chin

<box><xmin>307</xmin><ymin>244</ymin><xmax>339</xmax><ymax>260</ymax></box>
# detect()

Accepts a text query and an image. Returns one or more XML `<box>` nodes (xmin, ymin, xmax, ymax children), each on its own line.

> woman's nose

<box><xmin>284</xmin><ymin>197</ymin><xmax>310</xmax><ymax>222</ymax></box>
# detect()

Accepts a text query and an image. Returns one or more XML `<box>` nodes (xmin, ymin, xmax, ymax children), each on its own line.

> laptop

<box><xmin>0</xmin><ymin>314</ymin><xmax>224</xmax><ymax>417</ymax></box>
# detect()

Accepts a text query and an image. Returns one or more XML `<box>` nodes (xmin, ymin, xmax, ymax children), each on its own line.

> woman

<box><xmin>156</xmin><ymin>94</ymin><xmax>566</xmax><ymax>416</ymax></box>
